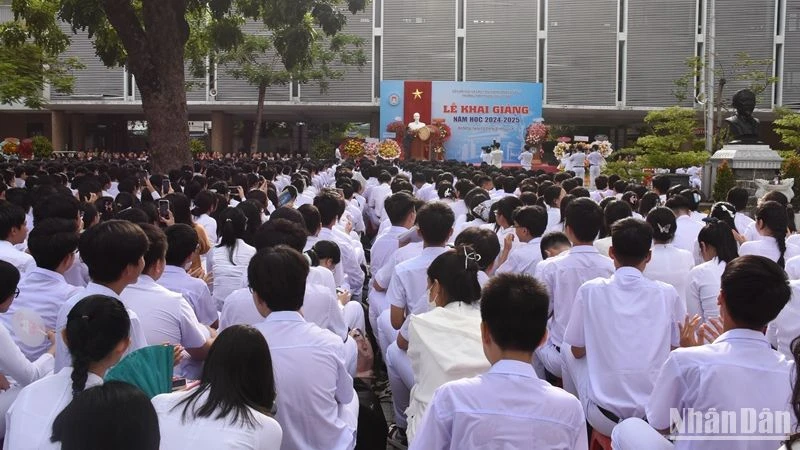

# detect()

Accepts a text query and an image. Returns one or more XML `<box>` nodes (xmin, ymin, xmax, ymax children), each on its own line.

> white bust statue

<box><xmin>408</xmin><ymin>112</ymin><xmax>426</xmax><ymax>131</ymax></box>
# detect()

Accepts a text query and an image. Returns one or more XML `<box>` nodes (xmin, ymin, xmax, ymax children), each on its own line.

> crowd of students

<box><xmin>0</xmin><ymin>153</ymin><xmax>796</xmax><ymax>449</ymax></box>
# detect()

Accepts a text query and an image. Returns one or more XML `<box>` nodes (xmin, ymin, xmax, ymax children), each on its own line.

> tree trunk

<box><xmin>251</xmin><ymin>83</ymin><xmax>267</xmax><ymax>153</ymax></box>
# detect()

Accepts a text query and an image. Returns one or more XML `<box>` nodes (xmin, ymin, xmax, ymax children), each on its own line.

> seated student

<box><xmin>119</xmin><ymin>224</ymin><xmax>213</xmax><ymax>378</ymax></box>
<box><xmin>540</xmin><ymin>231</ymin><xmax>572</xmax><ymax>260</ymax></box>
<box><xmin>687</xmin><ymin>218</ymin><xmax>738</xmax><ymax>323</ymax></box>
<box><xmin>613</xmin><ymin>255</ymin><xmax>794</xmax><ymax>450</ymax></box>
<box><xmin>405</xmin><ymin>246</ymin><xmax>489</xmax><ymax>442</ymax></box>
<box><xmin>452</xmin><ymin>227</ymin><xmax>501</xmax><ymax>283</ymax></box>
<box><xmin>726</xmin><ymin>187</ymin><xmax>754</xmax><ymax>234</ymax></box>
<box><xmin>5</xmin><ymin>295</ymin><xmax>131</xmax><ymax>449</ymax></box>
<box><xmin>51</xmin><ymin>381</ymin><xmax>160</xmax><ymax>450</ymax></box>
<box><xmin>410</xmin><ymin>273</ymin><xmax>587</xmax><ymax>450</ymax></box>
<box><xmin>594</xmin><ymin>200</ymin><xmax>633</xmax><ymax>257</ymax></box>
<box><xmin>665</xmin><ymin>193</ymin><xmax>704</xmax><ymax>263</ymax></box>
<box><xmin>53</xmin><ymin>220</ymin><xmax>150</xmax><ymax>372</ymax></box>
<box><xmin>1</xmin><ymin>219</ymin><xmax>81</xmax><ymax>361</ymax></box>
<box><xmin>309</xmin><ymin>240</ymin><xmax>365</xmax><ymax>333</ymax></box>
<box><xmin>152</xmin><ymin>325</ymin><xmax>282</xmax><ymax>449</ymax></box>
<box><xmin>495</xmin><ymin>205</ymin><xmax>547</xmax><ymax>276</ymax></box>
<box><xmin>0</xmin><ymin>201</ymin><xmax>33</xmax><ymax>274</ymax></box>
<box><xmin>157</xmin><ymin>224</ymin><xmax>217</xmax><ymax>327</ymax></box>
<box><xmin>534</xmin><ymin>198</ymin><xmax>614</xmax><ymax>385</ymax></box>
<box><xmin>563</xmin><ymin>218</ymin><xmax>685</xmax><ymax>436</ymax></box>
<box><xmin>740</xmin><ymin>201</ymin><xmax>800</xmax><ymax>266</ymax></box>
<box><xmin>314</xmin><ymin>192</ymin><xmax>365</xmax><ymax>302</ymax></box>
<box><xmin>643</xmin><ymin>207</ymin><xmax>695</xmax><ymax>309</ymax></box>
<box><xmin>209</xmin><ymin>207</ymin><xmax>256</xmax><ymax>310</ymax></box>
<box><xmin>250</xmin><ymin>246</ymin><xmax>358</xmax><ymax>450</ymax></box>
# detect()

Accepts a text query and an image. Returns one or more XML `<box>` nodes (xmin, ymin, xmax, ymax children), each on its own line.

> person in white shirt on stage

<box><xmin>740</xmin><ymin>200</ymin><xmax>800</xmax><ymax>266</ymax></box>
<box><xmin>489</xmin><ymin>142</ymin><xmax>504</xmax><ymax>169</ymax></box>
<box><xmin>570</xmin><ymin>148</ymin><xmax>587</xmax><ymax>182</ymax></box>
<box><xmin>612</xmin><ymin>255</ymin><xmax>794</xmax><ymax>450</ymax></box>
<box><xmin>563</xmin><ymin>218</ymin><xmax>685</xmax><ymax>437</ymax></box>
<box><xmin>410</xmin><ymin>273</ymin><xmax>587</xmax><ymax>450</ymax></box>
<box><xmin>5</xmin><ymin>295</ymin><xmax>131</xmax><ymax>450</ymax></box>
<box><xmin>0</xmin><ymin>201</ymin><xmax>33</xmax><ymax>274</ymax></box>
<box><xmin>2</xmin><ymin>219</ymin><xmax>81</xmax><ymax>361</ymax></box>
<box><xmin>519</xmin><ymin>145</ymin><xmax>534</xmax><ymax>171</ymax></box>
<box><xmin>687</xmin><ymin>218</ymin><xmax>738</xmax><ymax>323</ymax></box>
<box><xmin>643</xmin><ymin>207</ymin><xmax>695</xmax><ymax>309</ymax></box>
<box><xmin>534</xmin><ymin>198</ymin><xmax>614</xmax><ymax>385</ymax></box>
<box><xmin>152</xmin><ymin>325</ymin><xmax>282</xmax><ymax>449</ymax></box>
<box><xmin>209</xmin><ymin>208</ymin><xmax>256</xmax><ymax>310</ymax></box>
<box><xmin>53</xmin><ymin>220</ymin><xmax>150</xmax><ymax>372</ymax></box>
<box><xmin>158</xmin><ymin>224</ymin><xmax>218</xmax><ymax>327</ymax></box>
<box><xmin>120</xmin><ymin>224</ymin><xmax>213</xmax><ymax>378</ymax></box>
<box><xmin>495</xmin><ymin>205</ymin><xmax>547</xmax><ymax>276</ymax></box>
<box><xmin>665</xmin><ymin>193</ymin><xmax>704</xmax><ymax>263</ymax></box>
<box><xmin>250</xmin><ymin>246</ymin><xmax>359</xmax><ymax>450</ymax></box>
<box><xmin>586</xmin><ymin>145</ymin><xmax>605</xmax><ymax>189</ymax></box>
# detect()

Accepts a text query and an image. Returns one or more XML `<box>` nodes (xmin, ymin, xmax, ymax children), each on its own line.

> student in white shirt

<box><xmin>5</xmin><ymin>295</ymin><xmax>132</xmax><ymax>450</ymax></box>
<box><xmin>368</xmin><ymin>171</ymin><xmax>393</xmax><ymax>227</ymax></box>
<box><xmin>726</xmin><ymin>187</ymin><xmax>755</xmax><ymax>234</ymax></box>
<box><xmin>612</xmin><ymin>255</ymin><xmax>794</xmax><ymax>450</ymax></box>
<box><xmin>643</xmin><ymin>207</ymin><xmax>695</xmax><ymax>309</ymax></box>
<box><xmin>0</xmin><ymin>201</ymin><xmax>33</xmax><ymax>274</ymax></box>
<box><xmin>518</xmin><ymin>145</ymin><xmax>534</xmax><ymax>171</ymax></box>
<box><xmin>540</xmin><ymin>231</ymin><xmax>572</xmax><ymax>260</ymax></box>
<box><xmin>315</xmin><ymin>192</ymin><xmax>365</xmax><ymax>302</ymax></box>
<box><xmin>666</xmin><ymin>193</ymin><xmax>704</xmax><ymax>263</ymax></box>
<box><xmin>740</xmin><ymin>200</ymin><xmax>800</xmax><ymax>267</ymax></box>
<box><xmin>411</xmin><ymin>273</ymin><xmax>587</xmax><ymax>450</ymax></box>
<box><xmin>489</xmin><ymin>143</ymin><xmax>504</xmax><ymax>169</ymax></box>
<box><xmin>564</xmin><ymin>218</ymin><xmax>685</xmax><ymax>436</ymax></box>
<box><xmin>486</xmin><ymin>195</ymin><xmax>523</xmax><ymax>245</ymax></box>
<box><xmin>405</xmin><ymin>246</ymin><xmax>489</xmax><ymax>442</ymax></box>
<box><xmin>249</xmin><ymin>246</ymin><xmax>358</xmax><ymax>450</ymax></box>
<box><xmin>687</xmin><ymin>218</ymin><xmax>739</xmax><ymax>323</ymax></box>
<box><xmin>534</xmin><ymin>198</ymin><xmax>614</xmax><ymax>384</ymax></box>
<box><xmin>587</xmin><ymin>145</ymin><xmax>605</xmax><ymax>188</ymax></box>
<box><xmin>158</xmin><ymin>224</ymin><xmax>218</xmax><ymax>327</ymax></box>
<box><xmin>495</xmin><ymin>205</ymin><xmax>547</xmax><ymax>275</ymax></box>
<box><xmin>209</xmin><ymin>207</ymin><xmax>257</xmax><ymax>310</ymax></box>
<box><xmin>2</xmin><ymin>219</ymin><xmax>81</xmax><ymax>361</ymax></box>
<box><xmin>542</xmin><ymin>185</ymin><xmax>566</xmax><ymax>231</ymax></box>
<box><xmin>593</xmin><ymin>200</ymin><xmax>632</xmax><ymax>257</ymax></box>
<box><xmin>152</xmin><ymin>325</ymin><xmax>283</xmax><ymax>449</ymax></box>
<box><xmin>569</xmin><ymin>149</ymin><xmax>587</xmax><ymax>181</ymax></box>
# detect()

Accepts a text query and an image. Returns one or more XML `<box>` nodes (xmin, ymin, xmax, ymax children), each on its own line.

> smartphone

<box><xmin>158</xmin><ymin>199</ymin><xmax>170</xmax><ymax>218</ymax></box>
<box><xmin>161</xmin><ymin>179</ymin><xmax>170</xmax><ymax>193</ymax></box>
<box><xmin>278</xmin><ymin>190</ymin><xmax>293</xmax><ymax>207</ymax></box>
<box><xmin>171</xmin><ymin>377</ymin><xmax>187</xmax><ymax>390</ymax></box>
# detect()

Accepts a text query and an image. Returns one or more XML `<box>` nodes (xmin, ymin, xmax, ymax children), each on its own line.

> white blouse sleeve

<box><xmin>0</xmin><ymin>325</ymin><xmax>53</xmax><ymax>386</ymax></box>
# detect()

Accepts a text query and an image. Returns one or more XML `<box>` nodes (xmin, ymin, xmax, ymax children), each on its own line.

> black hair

<box><xmin>297</xmin><ymin>204</ymin><xmax>322</xmax><ymax>236</ymax></box>
<box><xmin>164</xmin><ymin>224</ymin><xmax>199</xmax><ymax>267</ymax></box>
<box><xmin>512</xmin><ymin>206</ymin><xmax>547</xmax><ymax>238</ymax></box>
<box><xmin>610</xmin><ymin>218</ymin><xmax>653</xmax><ymax>266</ymax></box>
<box><xmin>191</xmin><ymin>190</ymin><xmax>217</xmax><ymax>217</ymax></box>
<box><xmin>709</xmin><ymin>202</ymin><xmax>737</xmax><ymax>231</ymax></box>
<box><xmin>164</xmin><ymin>193</ymin><xmax>192</xmax><ymax>226</ymax></box>
<box><xmin>310</xmin><ymin>240</ymin><xmax>341</xmax><ymax>265</ymax></box>
<box><xmin>0</xmin><ymin>260</ymin><xmax>20</xmax><ymax>301</ymax></box>
<box><xmin>480</xmin><ymin>273</ymin><xmax>549</xmax><ymax>352</ymax></box>
<box><xmin>32</xmin><ymin>194</ymin><xmax>80</xmax><ymax>227</ymax></box>
<box><xmin>493</xmin><ymin>196</ymin><xmax>524</xmax><ymax>231</ymax></box>
<box><xmin>416</xmin><ymin>202</ymin><xmax>455</xmax><ymax>246</ymax></box>
<box><xmin>0</xmin><ymin>200</ymin><xmax>26</xmax><ymax>240</ymax></box>
<box><xmin>114</xmin><ymin>206</ymin><xmax>151</xmax><ymax>225</ymax></box>
<box><xmin>216</xmin><ymin>208</ymin><xmax>248</xmax><ymax>265</ymax></box>
<box><xmin>726</xmin><ymin>187</ymin><xmax>750</xmax><ymax>213</ymax></box>
<box><xmin>136</xmin><ymin>224</ymin><xmax>166</xmax><ymax>273</ymax></box>
<box><xmin>174</xmin><ymin>325</ymin><xmax>276</xmax><ymax>428</ymax></box>
<box><xmin>679</xmin><ymin>188</ymin><xmax>701</xmax><ymax>212</ymax></box>
<box><xmin>247</xmin><ymin>246</ymin><xmax>309</xmax><ymax>311</ymax></box>
<box><xmin>464</xmin><ymin>188</ymin><xmax>491</xmax><ymax>221</ymax></box>
<box><xmin>65</xmin><ymin>295</ymin><xmax>131</xmax><ymax>394</ymax></box>
<box><xmin>79</xmin><ymin>220</ymin><xmax>149</xmax><ymax>283</ymax></box>
<box><xmin>384</xmin><ymin>192</ymin><xmax>416</xmax><ymax>226</ymax></box>
<box><xmin>594</xmin><ymin>175</ymin><xmax>609</xmax><ymax>191</ymax></box>
<box><xmin>27</xmin><ymin>218</ymin><xmax>80</xmax><ymax>271</ymax></box>
<box><xmin>652</xmin><ymin>175</ymin><xmax>671</xmax><ymax>194</ymax></box>
<box><xmin>427</xmin><ymin>245</ymin><xmax>482</xmax><ymax>305</ymax></box>
<box><xmin>269</xmin><ymin>206</ymin><xmax>306</xmax><ymax>229</ymax></box>
<box><xmin>313</xmin><ymin>192</ymin><xmax>342</xmax><ymax>226</ymax></box>
<box><xmin>453</xmin><ymin>227</ymin><xmax>501</xmax><ymax>271</ymax></box>
<box><xmin>253</xmin><ymin>219</ymin><xmax>308</xmax><ymax>252</ymax></box>
<box><xmin>600</xmin><ymin>200</ymin><xmax>633</xmax><ymax>239</ymax></box>
<box><xmin>236</xmin><ymin>200</ymin><xmax>263</xmax><ymax>247</ymax></box>
<box><xmin>542</xmin><ymin>185</ymin><xmax>563</xmax><ymax>208</ymax></box>
<box><xmin>698</xmin><ymin>219</ymin><xmax>739</xmax><ymax>264</ymax></box>
<box><xmin>51</xmin><ymin>381</ymin><xmax>159</xmax><ymax>450</ymax></box>
<box><xmin>756</xmin><ymin>200</ymin><xmax>789</xmax><ymax>267</ymax></box>
<box><xmin>564</xmin><ymin>197</ymin><xmax>603</xmax><ymax>243</ymax></box>
<box><xmin>721</xmin><ymin>255</ymin><xmax>790</xmax><ymax>329</ymax></box>
<box><xmin>540</xmin><ymin>232</ymin><xmax>571</xmax><ymax>260</ymax></box>
<box><xmin>787</xmin><ymin>336</ymin><xmax>800</xmax><ymax>447</ymax></box>
<box><xmin>638</xmin><ymin>191</ymin><xmax>660</xmax><ymax>216</ymax></box>
<box><xmin>665</xmin><ymin>192</ymin><xmax>691</xmax><ymax>213</ymax></box>
<box><xmin>646</xmin><ymin>206</ymin><xmax>677</xmax><ymax>243</ymax></box>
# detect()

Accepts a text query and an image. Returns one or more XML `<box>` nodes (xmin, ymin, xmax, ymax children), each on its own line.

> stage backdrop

<box><xmin>380</xmin><ymin>81</ymin><xmax>543</xmax><ymax>163</ymax></box>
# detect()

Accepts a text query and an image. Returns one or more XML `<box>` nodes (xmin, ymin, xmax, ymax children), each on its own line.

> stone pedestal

<box><xmin>708</xmin><ymin>144</ymin><xmax>783</xmax><ymax>208</ymax></box>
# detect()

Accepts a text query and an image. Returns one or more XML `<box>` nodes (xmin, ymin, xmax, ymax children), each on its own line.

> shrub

<box><xmin>31</xmin><ymin>136</ymin><xmax>53</xmax><ymax>159</ymax></box>
<box><xmin>309</xmin><ymin>138</ymin><xmax>334</xmax><ymax>161</ymax></box>
<box><xmin>189</xmin><ymin>139</ymin><xmax>207</xmax><ymax>155</ymax></box>
<box><xmin>713</xmin><ymin>160</ymin><xmax>736</xmax><ymax>202</ymax></box>
<box><xmin>602</xmin><ymin>160</ymin><xmax>644</xmax><ymax>183</ymax></box>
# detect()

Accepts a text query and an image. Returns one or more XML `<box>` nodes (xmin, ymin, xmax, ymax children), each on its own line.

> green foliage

<box><xmin>713</xmin><ymin>160</ymin><xmax>736</xmax><ymax>202</ymax></box>
<box><xmin>774</xmin><ymin>107</ymin><xmax>800</xmax><ymax>151</ymax></box>
<box><xmin>31</xmin><ymin>135</ymin><xmax>53</xmax><ymax>158</ymax></box>
<box><xmin>782</xmin><ymin>156</ymin><xmax>800</xmax><ymax>209</ymax></box>
<box><xmin>189</xmin><ymin>138</ymin><xmax>207</xmax><ymax>155</ymax></box>
<box><xmin>309</xmin><ymin>138</ymin><xmax>334</xmax><ymax>160</ymax></box>
<box><xmin>606</xmin><ymin>147</ymin><xmax>644</xmax><ymax>162</ymax></box>
<box><xmin>639</xmin><ymin>151</ymin><xmax>709</xmax><ymax>170</ymax></box>
<box><xmin>636</xmin><ymin>107</ymin><xmax>701</xmax><ymax>153</ymax></box>
<box><xmin>602</xmin><ymin>161</ymin><xmax>644</xmax><ymax>183</ymax></box>
<box><xmin>778</xmin><ymin>150</ymin><xmax>798</xmax><ymax>160</ymax></box>
<box><xmin>673</xmin><ymin>53</ymin><xmax>778</xmax><ymax>105</ymax></box>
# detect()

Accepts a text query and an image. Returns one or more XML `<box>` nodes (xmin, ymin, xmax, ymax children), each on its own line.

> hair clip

<box><xmin>463</xmin><ymin>247</ymin><xmax>482</xmax><ymax>270</ymax></box>
<box><xmin>657</xmin><ymin>223</ymin><xmax>671</xmax><ymax>234</ymax></box>
<box><xmin>693</xmin><ymin>193</ymin><xmax>702</xmax><ymax>204</ymax></box>
<box><xmin>225</xmin><ymin>218</ymin><xmax>232</xmax><ymax>223</ymax></box>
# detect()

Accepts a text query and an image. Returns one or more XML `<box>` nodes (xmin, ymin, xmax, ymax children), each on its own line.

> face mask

<box><xmin>426</xmin><ymin>286</ymin><xmax>438</xmax><ymax>310</ymax></box>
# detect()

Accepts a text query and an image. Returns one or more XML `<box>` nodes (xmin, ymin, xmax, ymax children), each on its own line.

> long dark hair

<box><xmin>175</xmin><ymin>325</ymin><xmax>276</xmax><ymax>428</ymax></box>
<box><xmin>216</xmin><ymin>207</ymin><xmax>248</xmax><ymax>265</ymax></box>
<box><xmin>65</xmin><ymin>295</ymin><xmax>131</xmax><ymax>394</ymax></box>
<box><xmin>698</xmin><ymin>219</ymin><xmax>739</xmax><ymax>264</ymax></box>
<box><xmin>236</xmin><ymin>200</ymin><xmax>263</xmax><ymax>247</ymax></box>
<box><xmin>164</xmin><ymin>193</ymin><xmax>193</xmax><ymax>226</ymax></box>
<box><xmin>646</xmin><ymin>206</ymin><xmax>677</xmax><ymax>243</ymax></box>
<box><xmin>786</xmin><ymin>336</ymin><xmax>800</xmax><ymax>447</ymax></box>
<box><xmin>0</xmin><ymin>260</ymin><xmax>20</xmax><ymax>301</ymax></box>
<box><xmin>756</xmin><ymin>201</ymin><xmax>788</xmax><ymax>267</ymax></box>
<box><xmin>191</xmin><ymin>190</ymin><xmax>216</xmax><ymax>217</ymax></box>
<box><xmin>427</xmin><ymin>245</ymin><xmax>482</xmax><ymax>306</ymax></box>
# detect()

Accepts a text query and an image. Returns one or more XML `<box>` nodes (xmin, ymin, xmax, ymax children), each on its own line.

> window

<box><xmin>617</xmin><ymin>41</ymin><xmax>626</xmax><ymax>102</ymax></box>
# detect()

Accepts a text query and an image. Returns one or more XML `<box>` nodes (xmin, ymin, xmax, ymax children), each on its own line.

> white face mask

<box><xmin>427</xmin><ymin>285</ymin><xmax>438</xmax><ymax>310</ymax></box>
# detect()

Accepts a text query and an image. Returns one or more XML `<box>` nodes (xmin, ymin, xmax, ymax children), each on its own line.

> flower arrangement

<box><xmin>364</xmin><ymin>141</ymin><xmax>379</xmax><ymax>160</ymax></box>
<box><xmin>377</xmin><ymin>139</ymin><xmax>402</xmax><ymax>160</ymax></box>
<box><xmin>18</xmin><ymin>139</ymin><xmax>33</xmax><ymax>159</ymax></box>
<box><xmin>525</xmin><ymin>122</ymin><xmax>549</xmax><ymax>147</ymax></box>
<box><xmin>386</xmin><ymin>121</ymin><xmax>406</xmax><ymax>134</ymax></box>
<box><xmin>590</xmin><ymin>140</ymin><xmax>614</xmax><ymax>157</ymax></box>
<box><xmin>0</xmin><ymin>138</ymin><xmax>19</xmax><ymax>155</ymax></box>
<box><xmin>553</xmin><ymin>142</ymin><xmax>570</xmax><ymax>159</ymax></box>
<box><xmin>341</xmin><ymin>138</ymin><xmax>365</xmax><ymax>159</ymax></box>
<box><xmin>429</xmin><ymin>123</ymin><xmax>452</xmax><ymax>155</ymax></box>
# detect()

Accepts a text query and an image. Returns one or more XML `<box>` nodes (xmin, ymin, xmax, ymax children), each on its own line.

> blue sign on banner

<box><xmin>379</xmin><ymin>81</ymin><xmax>543</xmax><ymax>163</ymax></box>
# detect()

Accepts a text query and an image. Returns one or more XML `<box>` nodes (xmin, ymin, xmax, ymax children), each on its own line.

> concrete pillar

<box><xmin>70</xmin><ymin>114</ymin><xmax>86</xmax><ymax>151</ymax></box>
<box><xmin>222</xmin><ymin>115</ymin><xmax>234</xmax><ymax>153</ymax></box>
<box><xmin>211</xmin><ymin>111</ymin><xmax>228</xmax><ymax>154</ymax></box>
<box><xmin>369</xmin><ymin>112</ymin><xmax>380</xmax><ymax>138</ymax></box>
<box><xmin>51</xmin><ymin>111</ymin><xmax>67</xmax><ymax>152</ymax></box>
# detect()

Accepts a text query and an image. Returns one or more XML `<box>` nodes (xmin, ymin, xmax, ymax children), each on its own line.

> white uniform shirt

<box><xmin>4</xmin><ymin>368</ymin><xmax>103</xmax><ymax>450</ymax></box>
<box><xmin>152</xmin><ymin>387</ymin><xmax>283</xmax><ymax>450</ymax></box>
<box><xmin>194</xmin><ymin>214</ymin><xmax>217</xmax><ymax>243</ymax></box>
<box><xmin>643</xmin><ymin>244</ymin><xmax>695</xmax><ymax>308</ymax></box>
<box><xmin>587</xmin><ymin>151</ymin><xmax>604</xmax><ymax>167</ymax></box>
<box><xmin>767</xmin><ymin>280</ymin><xmax>800</xmax><ymax>359</ymax></box>
<box><xmin>157</xmin><ymin>265</ymin><xmax>217</xmax><ymax>326</ymax></box>
<box><xmin>209</xmin><ymin>239</ymin><xmax>256</xmax><ymax>309</ymax></box>
<box><xmin>739</xmin><ymin>235</ymin><xmax>800</xmax><ymax>263</ymax></box>
<box><xmin>490</xmin><ymin>148</ymin><xmax>504</xmax><ymax>168</ymax></box>
<box><xmin>1</xmin><ymin>268</ymin><xmax>80</xmax><ymax>361</ymax></box>
<box><xmin>545</xmin><ymin>205</ymin><xmax>560</xmax><ymax>230</ymax></box>
<box><xmin>387</xmin><ymin>247</ymin><xmax>449</xmax><ymax>336</ymax></box>
<box><xmin>254</xmin><ymin>311</ymin><xmax>356</xmax><ymax>450</ymax></box>
<box><xmin>518</xmin><ymin>151</ymin><xmax>533</xmax><ymax>170</ymax></box>
<box><xmin>0</xmin><ymin>241</ymin><xmax>34</xmax><ymax>275</ymax></box>
<box><xmin>686</xmin><ymin>258</ymin><xmax>725</xmax><ymax>322</ymax></box>
<box><xmin>672</xmin><ymin>215</ymin><xmax>704</xmax><ymax>261</ymax></box>
<box><xmin>785</xmin><ymin>255</ymin><xmax>800</xmax><ymax>280</ymax></box>
<box><xmin>647</xmin><ymin>329</ymin><xmax>793</xmax><ymax>450</ymax></box>
<box><xmin>0</xmin><ymin>324</ymin><xmax>53</xmax><ymax>390</ymax></box>
<box><xmin>369</xmin><ymin>183</ymin><xmax>393</xmax><ymax>223</ymax></box>
<box><xmin>370</xmin><ymin>226</ymin><xmax>407</xmax><ymax>276</ymax></box>
<box><xmin>410</xmin><ymin>360</ymin><xmax>587</xmax><ymax>450</ymax></box>
<box><xmin>564</xmin><ymin>267</ymin><xmax>684</xmax><ymax>419</ymax></box>
<box><xmin>534</xmin><ymin>246</ymin><xmax>615</xmax><ymax>346</ymax></box>
<box><xmin>734</xmin><ymin>211</ymin><xmax>754</xmax><ymax>234</ymax></box>
<box><xmin>495</xmin><ymin>237</ymin><xmax>543</xmax><ymax>276</ymax></box>
<box><xmin>569</xmin><ymin>152</ymin><xmax>586</xmax><ymax>170</ymax></box>
<box><xmin>318</xmin><ymin>227</ymin><xmax>364</xmax><ymax>296</ymax></box>
<box><xmin>54</xmin><ymin>282</ymin><xmax>149</xmax><ymax>372</ymax></box>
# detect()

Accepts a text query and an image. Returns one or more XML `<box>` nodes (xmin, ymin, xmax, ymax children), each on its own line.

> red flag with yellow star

<box><xmin>403</xmin><ymin>80</ymin><xmax>432</xmax><ymax>125</ymax></box>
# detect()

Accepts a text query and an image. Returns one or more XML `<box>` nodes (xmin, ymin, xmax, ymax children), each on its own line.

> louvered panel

<box><xmin>626</xmin><ymin>0</ymin><xmax>696</xmax><ymax>107</ymax></box>
<box><xmin>51</xmin><ymin>25</ymin><xmax>124</xmax><ymax>100</ymax></box>
<box><xmin>546</xmin><ymin>0</ymin><xmax>617</xmax><ymax>106</ymax></box>
<box><xmin>783</xmin><ymin>3</ymin><xmax>800</xmax><ymax>107</ymax></box>
<box><xmin>714</xmin><ymin>0</ymin><xmax>775</xmax><ymax>108</ymax></box>
<box><xmin>383</xmin><ymin>0</ymin><xmax>456</xmax><ymax>81</ymax></box>
<box><xmin>185</xmin><ymin>64</ymin><xmax>206</xmax><ymax>101</ymax></box>
<box><xmin>464</xmin><ymin>0</ymin><xmax>536</xmax><ymax>82</ymax></box>
<box><xmin>301</xmin><ymin>4</ymin><xmax>374</xmax><ymax>102</ymax></box>
<box><xmin>0</xmin><ymin>4</ymin><xmax>13</xmax><ymax>23</ymax></box>
<box><xmin>215</xmin><ymin>21</ymin><xmax>290</xmax><ymax>102</ymax></box>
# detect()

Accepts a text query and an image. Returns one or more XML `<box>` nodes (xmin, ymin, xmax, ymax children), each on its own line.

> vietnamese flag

<box><xmin>403</xmin><ymin>80</ymin><xmax>433</xmax><ymax>125</ymax></box>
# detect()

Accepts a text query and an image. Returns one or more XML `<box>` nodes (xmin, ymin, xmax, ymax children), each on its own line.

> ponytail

<box><xmin>216</xmin><ymin>208</ymin><xmax>247</xmax><ymax>264</ymax></box>
<box><xmin>426</xmin><ymin>245</ymin><xmax>482</xmax><ymax>306</ymax></box>
<box><xmin>699</xmin><ymin>218</ymin><xmax>739</xmax><ymax>264</ymax></box>
<box><xmin>756</xmin><ymin>201</ymin><xmax>789</xmax><ymax>267</ymax></box>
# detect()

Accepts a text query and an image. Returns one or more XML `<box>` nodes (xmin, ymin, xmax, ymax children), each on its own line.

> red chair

<box><xmin>589</xmin><ymin>429</ymin><xmax>613</xmax><ymax>450</ymax></box>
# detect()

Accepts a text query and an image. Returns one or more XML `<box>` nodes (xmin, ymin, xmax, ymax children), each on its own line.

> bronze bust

<box><xmin>725</xmin><ymin>89</ymin><xmax>762</xmax><ymax>144</ymax></box>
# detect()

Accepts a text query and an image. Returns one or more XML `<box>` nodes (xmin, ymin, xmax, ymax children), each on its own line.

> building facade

<box><xmin>0</xmin><ymin>0</ymin><xmax>796</xmax><ymax>152</ymax></box>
